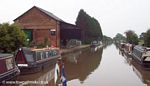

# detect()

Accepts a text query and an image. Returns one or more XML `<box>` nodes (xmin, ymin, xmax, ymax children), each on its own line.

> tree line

<box><xmin>113</xmin><ymin>29</ymin><xmax>150</xmax><ymax>47</ymax></box>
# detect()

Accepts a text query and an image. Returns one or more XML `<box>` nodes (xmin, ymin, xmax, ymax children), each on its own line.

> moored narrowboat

<box><xmin>15</xmin><ymin>47</ymin><xmax>61</xmax><ymax>74</ymax></box>
<box><xmin>90</xmin><ymin>41</ymin><xmax>102</xmax><ymax>48</ymax></box>
<box><xmin>132</xmin><ymin>45</ymin><xmax>150</xmax><ymax>67</ymax></box>
<box><xmin>119</xmin><ymin>43</ymin><xmax>125</xmax><ymax>51</ymax></box>
<box><xmin>123</xmin><ymin>43</ymin><xmax>133</xmax><ymax>54</ymax></box>
<box><xmin>132</xmin><ymin>61</ymin><xmax>150</xmax><ymax>84</ymax></box>
<box><xmin>0</xmin><ymin>54</ymin><xmax>20</xmax><ymax>82</ymax></box>
<box><xmin>123</xmin><ymin>43</ymin><xmax>134</xmax><ymax>57</ymax></box>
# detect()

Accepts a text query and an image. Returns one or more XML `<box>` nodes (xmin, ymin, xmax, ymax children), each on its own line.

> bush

<box><xmin>0</xmin><ymin>23</ymin><xmax>27</xmax><ymax>53</ymax></box>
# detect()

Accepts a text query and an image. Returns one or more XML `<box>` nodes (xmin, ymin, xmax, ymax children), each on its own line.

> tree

<box><xmin>76</xmin><ymin>9</ymin><xmax>103</xmax><ymax>44</ymax></box>
<box><xmin>113</xmin><ymin>33</ymin><xmax>126</xmax><ymax>43</ymax></box>
<box><xmin>124</xmin><ymin>30</ymin><xmax>139</xmax><ymax>45</ymax></box>
<box><xmin>139</xmin><ymin>32</ymin><xmax>145</xmax><ymax>40</ymax></box>
<box><xmin>0</xmin><ymin>23</ymin><xmax>27</xmax><ymax>53</ymax></box>
<box><xmin>143</xmin><ymin>29</ymin><xmax>150</xmax><ymax>47</ymax></box>
<box><xmin>102</xmin><ymin>35</ymin><xmax>113</xmax><ymax>44</ymax></box>
<box><xmin>138</xmin><ymin>32</ymin><xmax>145</xmax><ymax>45</ymax></box>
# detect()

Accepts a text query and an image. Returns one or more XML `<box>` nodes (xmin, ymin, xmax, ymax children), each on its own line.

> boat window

<box><xmin>6</xmin><ymin>58</ymin><xmax>14</xmax><ymax>70</ymax></box>
<box><xmin>53</xmin><ymin>50</ymin><xmax>58</xmax><ymax>56</ymax></box>
<box><xmin>43</xmin><ymin>51</ymin><xmax>48</xmax><ymax>58</ymax></box>
<box><xmin>25</xmin><ymin>54</ymin><xmax>34</xmax><ymax>62</ymax></box>
<box><xmin>45</xmin><ymin>51</ymin><xmax>49</xmax><ymax>58</ymax></box>
<box><xmin>48</xmin><ymin>50</ymin><xmax>59</xmax><ymax>57</ymax></box>
<box><xmin>40</xmin><ymin>52</ymin><xmax>43</xmax><ymax>59</ymax></box>
<box><xmin>23</xmin><ymin>49</ymin><xmax>34</xmax><ymax>62</ymax></box>
<box><xmin>36</xmin><ymin>52</ymin><xmax>42</xmax><ymax>60</ymax></box>
<box><xmin>133</xmin><ymin>49</ymin><xmax>142</xmax><ymax>58</ymax></box>
<box><xmin>48</xmin><ymin>51</ymin><xmax>53</xmax><ymax>57</ymax></box>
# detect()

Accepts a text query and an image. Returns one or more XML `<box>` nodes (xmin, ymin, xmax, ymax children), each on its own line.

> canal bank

<box><xmin>60</xmin><ymin>45</ymin><xmax>90</xmax><ymax>55</ymax></box>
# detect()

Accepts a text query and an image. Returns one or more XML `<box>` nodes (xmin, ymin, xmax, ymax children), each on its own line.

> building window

<box><xmin>50</xmin><ymin>29</ymin><xmax>56</xmax><ymax>36</ymax></box>
<box><xmin>51</xmin><ymin>31</ymin><xmax>56</xmax><ymax>35</ymax></box>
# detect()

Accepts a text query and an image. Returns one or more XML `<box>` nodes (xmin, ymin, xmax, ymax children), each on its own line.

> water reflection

<box><xmin>64</xmin><ymin>50</ymin><xmax>82</xmax><ymax>64</ymax></box>
<box><xmin>119</xmin><ymin>50</ymin><xmax>132</xmax><ymax>65</ymax></box>
<box><xmin>10</xmin><ymin>47</ymin><xmax>103</xmax><ymax>86</ymax></box>
<box><xmin>103</xmin><ymin>43</ymin><xmax>113</xmax><ymax>49</ymax></box>
<box><xmin>16</xmin><ymin>65</ymin><xmax>55</xmax><ymax>86</ymax></box>
<box><xmin>62</xmin><ymin>47</ymin><xmax>103</xmax><ymax>83</ymax></box>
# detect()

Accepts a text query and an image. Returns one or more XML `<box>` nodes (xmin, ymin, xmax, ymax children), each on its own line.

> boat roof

<box><xmin>134</xmin><ymin>45</ymin><xmax>146</xmax><ymax>52</ymax></box>
<box><xmin>21</xmin><ymin>47</ymin><xmax>59</xmax><ymax>52</ymax></box>
<box><xmin>31</xmin><ymin>48</ymin><xmax>59</xmax><ymax>51</ymax></box>
<box><xmin>146</xmin><ymin>47</ymin><xmax>150</xmax><ymax>51</ymax></box>
<box><xmin>0</xmin><ymin>53</ymin><xmax>13</xmax><ymax>58</ymax></box>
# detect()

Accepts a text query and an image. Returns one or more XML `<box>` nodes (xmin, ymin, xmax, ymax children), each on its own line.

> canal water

<box><xmin>15</xmin><ymin>44</ymin><xmax>150</xmax><ymax>86</ymax></box>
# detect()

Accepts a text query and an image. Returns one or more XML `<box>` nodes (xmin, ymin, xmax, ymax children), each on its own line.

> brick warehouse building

<box><xmin>14</xmin><ymin>6</ymin><xmax>81</xmax><ymax>48</ymax></box>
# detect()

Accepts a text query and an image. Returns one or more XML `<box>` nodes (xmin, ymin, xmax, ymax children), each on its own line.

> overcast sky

<box><xmin>0</xmin><ymin>0</ymin><xmax>150</xmax><ymax>37</ymax></box>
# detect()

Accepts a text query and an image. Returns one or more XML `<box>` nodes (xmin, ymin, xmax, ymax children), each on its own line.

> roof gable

<box><xmin>14</xmin><ymin>6</ymin><xmax>64</xmax><ymax>22</ymax></box>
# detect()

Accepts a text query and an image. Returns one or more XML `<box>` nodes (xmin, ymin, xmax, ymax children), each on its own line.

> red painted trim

<box><xmin>15</xmin><ymin>49</ymin><xmax>28</xmax><ymax>64</ymax></box>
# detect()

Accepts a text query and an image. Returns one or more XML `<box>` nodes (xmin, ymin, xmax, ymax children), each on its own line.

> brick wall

<box><xmin>15</xmin><ymin>7</ymin><xmax>60</xmax><ymax>47</ymax></box>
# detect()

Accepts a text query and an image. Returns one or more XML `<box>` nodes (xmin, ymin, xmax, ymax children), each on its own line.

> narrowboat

<box><xmin>132</xmin><ymin>45</ymin><xmax>150</xmax><ymax>67</ymax></box>
<box><xmin>90</xmin><ymin>41</ymin><xmax>102</xmax><ymax>48</ymax></box>
<box><xmin>15</xmin><ymin>47</ymin><xmax>61</xmax><ymax>74</ymax></box>
<box><xmin>119</xmin><ymin>43</ymin><xmax>125</xmax><ymax>51</ymax></box>
<box><xmin>0</xmin><ymin>54</ymin><xmax>20</xmax><ymax>82</ymax></box>
<box><xmin>132</xmin><ymin>61</ymin><xmax>150</xmax><ymax>85</ymax></box>
<box><xmin>123</xmin><ymin>43</ymin><xmax>133</xmax><ymax>55</ymax></box>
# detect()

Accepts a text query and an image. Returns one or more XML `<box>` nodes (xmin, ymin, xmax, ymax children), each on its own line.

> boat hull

<box><xmin>0</xmin><ymin>67</ymin><xmax>20</xmax><ymax>82</ymax></box>
<box><xmin>0</xmin><ymin>54</ymin><xmax>20</xmax><ymax>83</ymax></box>
<box><xmin>18</xmin><ymin>56</ymin><xmax>59</xmax><ymax>74</ymax></box>
<box><xmin>132</xmin><ymin>52</ymin><xmax>150</xmax><ymax>68</ymax></box>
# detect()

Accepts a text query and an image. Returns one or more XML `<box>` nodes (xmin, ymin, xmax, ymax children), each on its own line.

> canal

<box><xmin>15</xmin><ymin>44</ymin><xmax>150</xmax><ymax>86</ymax></box>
